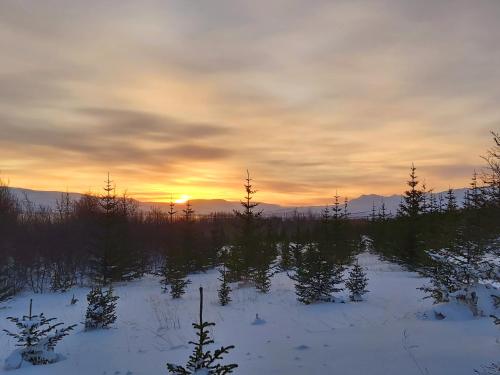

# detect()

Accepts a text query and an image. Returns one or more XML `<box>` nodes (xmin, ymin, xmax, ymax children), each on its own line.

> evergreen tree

<box><xmin>345</xmin><ymin>261</ymin><xmax>369</xmax><ymax>302</ymax></box>
<box><xmin>289</xmin><ymin>244</ymin><xmax>344</xmax><ymax>304</ymax></box>
<box><xmin>170</xmin><ymin>268</ymin><xmax>191</xmax><ymax>299</ymax></box>
<box><xmin>398</xmin><ymin>164</ymin><xmax>425</xmax><ymax>218</ymax></box>
<box><xmin>89</xmin><ymin>174</ymin><xmax>119</xmax><ymax>285</ymax></box>
<box><xmin>3</xmin><ymin>299</ymin><xmax>76</xmax><ymax>365</ymax></box>
<box><xmin>253</xmin><ymin>264</ymin><xmax>273</xmax><ymax>294</ymax></box>
<box><xmin>419</xmin><ymin>225</ymin><xmax>488</xmax><ymax>315</ymax></box>
<box><xmin>331</xmin><ymin>192</ymin><xmax>342</xmax><ymax>220</ymax></box>
<box><xmin>437</xmin><ymin>193</ymin><xmax>445</xmax><ymax>213</ymax></box>
<box><xmin>419</xmin><ymin>260</ymin><xmax>459</xmax><ymax>304</ymax></box>
<box><xmin>0</xmin><ymin>179</ymin><xmax>18</xmax><ymax>303</ymax></box>
<box><xmin>228</xmin><ymin>170</ymin><xmax>264</xmax><ymax>283</ymax></box>
<box><xmin>217</xmin><ymin>265</ymin><xmax>231</xmax><ymax>306</ymax></box>
<box><xmin>343</xmin><ymin>197</ymin><xmax>349</xmax><ymax>218</ymax></box>
<box><xmin>370</xmin><ymin>201</ymin><xmax>377</xmax><ymax>222</ymax></box>
<box><xmin>468</xmin><ymin>170</ymin><xmax>483</xmax><ymax>209</ymax></box>
<box><xmin>428</xmin><ymin>193</ymin><xmax>439</xmax><ymax>214</ymax></box>
<box><xmin>321</xmin><ymin>205</ymin><xmax>330</xmax><ymax>222</ymax></box>
<box><xmin>396</xmin><ymin>164</ymin><xmax>427</xmax><ymax>265</ymax></box>
<box><xmin>167</xmin><ymin>287</ymin><xmax>238</xmax><ymax>375</ymax></box>
<box><xmin>278</xmin><ymin>242</ymin><xmax>294</xmax><ymax>271</ymax></box>
<box><xmin>445</xmin><ymin>188</ymin><xmax>458</xmax><ymax>212</ymax></box>
<box><xmin>160</xmin><ymin>256</ymin><xmax>191</xmax><ymax>299</ymax></box>
<box><xmin>183</xmin><ymin>201</ymin><xmax>195</xmax><ymax>221</ymax></box>
<box><xmin>168</xmin><ymin>194</ymin><xmax>177</xmax><ymax>223</ymax></box>
<box><xmin>481</xmin><ymin>131</ymin><xmax>500</xmax><ymax>206</ymax></box>
<box><xmin>378</xmin><ymin>200</ymin><xmax>388</xmax><ymax>220</ymax></box>
<box><xmin>84</xmin><ymin>286</ymin><xmax>119</xmax><ymax>329</ymax></box>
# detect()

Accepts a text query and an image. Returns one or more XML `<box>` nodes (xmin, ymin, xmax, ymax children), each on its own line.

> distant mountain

<box><xmin>138</xmin><ymin>199</ymin><xmax>283</xmax><ymax>215</ymax></box>
<box><xmin>8</xmin><ymin>186</ymin><xmax>467</xmax><ymax>218</ymax></box>
<box><xmin>10</xmin><ymin>187</ymin><xmax>83</xmax><ymax>208</ymax></box>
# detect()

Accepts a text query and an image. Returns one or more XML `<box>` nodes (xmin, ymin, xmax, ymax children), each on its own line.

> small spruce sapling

<box><xmin>345</xmin><ymin>261</ymin><xmax>369</xmax><ymax>302</ymax></box>
<box><xmin>170</xmin><ymin>269</ymin><xmax>191</xmax><ymax>299</ymax></box>
<box><xmin>3</xmin><ymin>299</ymin><xmax>76</xmax><ymax>365</ymax></box>
<box><xmin>160</xmin><ymin>258</ymin><xmax>191</xmax><ymax>299</ymax></box>
<box><xmin>84</xmin><ymin>286</ymin><xmax>119</xmax><ymax>330</ymax></box>
<box><xmin>167</xmin><ymin>287</ymin><xmax>238</xmax><ymax>375</ymax></box>
<box><xmin>289</xmin><ymin>244</ymin><xmax>345</xmax><ymax>304</ymax></box>
<box><xmin>218</xmin><ymin>266</ymin><xmax>232</xmax><ymax>306</ymax></box>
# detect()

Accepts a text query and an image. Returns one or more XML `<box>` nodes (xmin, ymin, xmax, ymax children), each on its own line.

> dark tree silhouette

<box><xmin>167</xmin><ymin>287</ymin><xmax>238</xmax><ymax>374</ymax></box>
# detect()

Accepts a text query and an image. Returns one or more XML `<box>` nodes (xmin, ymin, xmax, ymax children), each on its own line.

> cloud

<box><xmin>0</xmin><ymin>0</ymin><xmax>499</xmax><ymax>204</ymax></box>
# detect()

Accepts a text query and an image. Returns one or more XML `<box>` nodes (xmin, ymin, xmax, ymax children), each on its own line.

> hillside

<box><xmin>8</xmin><ymin>187</ymin><xmax>467</xmax><ymax>217</ymax></box>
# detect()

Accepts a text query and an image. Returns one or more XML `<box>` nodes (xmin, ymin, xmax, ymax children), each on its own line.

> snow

<box><xmin>0</xmin><ymin>253</ymin><xmax>498</xmax><ymax>375</ymax></box>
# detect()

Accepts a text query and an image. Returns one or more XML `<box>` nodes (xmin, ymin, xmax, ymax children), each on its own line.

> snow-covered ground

<box><xmin>0</xmin><ymin>254</ymin><xmax>498</xmax><ymax>375</ymax></box>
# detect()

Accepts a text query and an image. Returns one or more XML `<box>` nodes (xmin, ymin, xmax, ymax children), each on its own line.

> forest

<box><xmin>0</xmin><ymin>132</ymin><xmax>498</xmax><ymax>305</ymax></box>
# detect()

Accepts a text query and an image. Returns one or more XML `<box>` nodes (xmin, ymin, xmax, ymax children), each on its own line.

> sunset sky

<box><xmin>1</xmin><ymin>1</ymin><xmax>499</xmax><ymax>205</ymax></box>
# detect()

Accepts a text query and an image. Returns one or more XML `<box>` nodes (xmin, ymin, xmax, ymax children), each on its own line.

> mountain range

<box><xmin>9</xmin><ymin>186</ymin><xmax>467</xmax><ymax>218</ymax></box>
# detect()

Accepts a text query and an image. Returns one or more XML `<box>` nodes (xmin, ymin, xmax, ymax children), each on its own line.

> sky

<box><xmin>0</xmin><ymin>0</ymin><xmax>499</xmax><ymax>205</ymax></box>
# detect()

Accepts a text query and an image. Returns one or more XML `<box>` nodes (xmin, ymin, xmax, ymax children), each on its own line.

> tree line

<box><xmin>0</xmin><ymin>132</ymin><xmax>499</xmax><ymax>306</ymax></box>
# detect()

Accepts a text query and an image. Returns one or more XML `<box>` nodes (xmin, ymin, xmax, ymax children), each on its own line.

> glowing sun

<box><xmin>175</xmin><ymin>194</ymin><xmax>191</xmax><ymax>204</ymax></box>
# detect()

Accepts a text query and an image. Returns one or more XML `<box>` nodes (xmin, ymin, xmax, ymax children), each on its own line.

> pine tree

<box><xmin>419</xmin><ymin>225</ymin><xmax>488</xmax><ymax>315</ymax></box>
<box><xmin>3</xmin><ymin>299</ymin><xmax>76</xmax><ymax>365</ymax></box>
<box><xmin>428</xmin><ymin>193</ymin><xmax>439</xmax><ymax>214</ymax></box>
<box><xmin>167</xmin><ymin>287</ymin><xmax>238</xmax><ymax>375</ymax></box>
<box><xmin>218</xmin><ymin>266</ymin><xmax>231</xmax><ymax>306</ymax></box>
<box><xmin>89</xmin><ymin>174</ymin><xmax>119</xmax><ymax>285</ymax></box>
<box><xmin>321</xmin><ymin>205</ymin><xmax>330</xmax><ymax>222</ymax></box>
<box><xmin>253</xmin><ymin>265</ymin><xmax>272</xmax><ymax>294</ymax></box>
<box><xmin>370</xmin><ymin>201</ymin><xmax>377</xmax><ymax>222</ymax></box>
<box><xmin>437</xmin><ymin>193</ymin><xmax>445</xmax><ymax>213</ymax></box>
<box><xmin>229</xmin><ymin>170</ymin><xmax>264</xmax><ymax>283</ymax></box>
<box><xmin>168</xmin><ymin>194</ymin><xmax>177</xmax><ymax>223</ymax></box>
<box><xmin>183</xmin><ymin>201</ymin><xmax>194</xmax><ymax>222</ymax></box>
<box><xmin>84</xmin><ymin>286</ymin><xmax>119</xmax><ymax>330</ymax></box>
<box><xmin>343</xmin><ymin>197</ymin><xmax>349</xmax><ymax>218</ymax></box>
<box><xmin>331</xmin><ymin>192</ymin><xmax>342</xmax><ymax>220</ymax></box>
<box><xmin>398</xmin><ymin>164</ymin><xmax>425</xmax><ymax>218</ymax></box>
<box><xmin>170</xmin><ymin>267</ymin><xmax>191</xmax><ymax>299</ymax></box>
<box><xmin>159</xmin><ymin>253</ymin><xmax>191</xmax><ymax>299</ymax></box>
<box><xmin>279</xmin><ymin>242</ymin><xmax>293</xmax><ymax>271</ymax></box>
<box><xmin>345</xmin><ymin>261</ymin><xmax>369</xmax><ymax>302</ymax></box>
<box><xmin>481</xmin><ymin>131</ymin><xmax>500</xmax><ymax>206</ymax></box>
<box><xmin>378</xmin><ymin>200</ymin><xmax>388</xmax><ymax>220</ymax></box>
<box><xmin>445</xmin><ymin>188</ymin><xmax>458</xmax><ymax>212</ymax></box>
<box><xmin>419</xmin><ymin>261</ymin><xmax>459</xmax><ymax>304</ymax></box>
<box><xmin>468</xmin><ymin>170</ymin><xmax>483</xmax><ymax>209</ymax></box>
<box><xmin>289</xmin><ymin>244</ymin><xmax>344</xmax><ymax>304</ymax></box>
